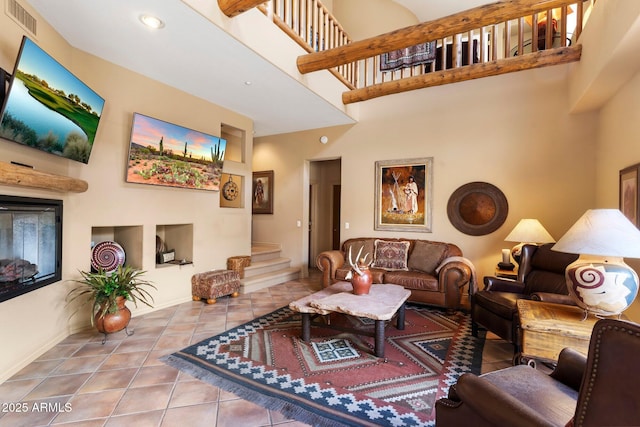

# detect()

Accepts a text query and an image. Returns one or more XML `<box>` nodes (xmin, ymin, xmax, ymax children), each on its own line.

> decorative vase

<box><xmin>94</xmin><ymin>296</ymin><xmax>132</xmax><ymax>334</ymax></box>
<box><xmin>351</xmin><ymin>265</ymin><xmax>373</xmax><ymax>295</ymax></box>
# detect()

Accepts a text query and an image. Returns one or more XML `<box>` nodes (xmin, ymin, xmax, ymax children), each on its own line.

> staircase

<box><xmin>241</xmin><ymin>243</ymin><xmax>301</xmax><ymax>293</ymax></box>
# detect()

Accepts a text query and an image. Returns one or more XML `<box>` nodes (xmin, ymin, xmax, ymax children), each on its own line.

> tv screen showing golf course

<box><xmin>0</xmin><ymin>36</ymin><xmax>105</xmax><ymax>164</ymax></box>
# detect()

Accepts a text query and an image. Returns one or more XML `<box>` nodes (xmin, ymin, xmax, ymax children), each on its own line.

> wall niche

<box><xmin>91</xmin><ymin>226</ymin><xmax>143</xmax><ymax>270</ymax></box>
<box><xmin>221</xmin><ymin>124</ymin><xmax>246</xmax><ymax>164</ymax></box>
<box><xmin>155</xmin><ymin>223</ymin><xmax>193</xmax><ymax>267</ymax></box>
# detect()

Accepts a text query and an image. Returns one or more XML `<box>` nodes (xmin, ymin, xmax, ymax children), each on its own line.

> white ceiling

<box><xmin>24</xmin><ymin>0</ymin><xmax>492</xmax><ymax>137</ymax></box>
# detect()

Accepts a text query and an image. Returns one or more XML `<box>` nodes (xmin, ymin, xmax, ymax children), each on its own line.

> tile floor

<box><xmin>0</xmin><ymin>270</ymin><xmax>513</xmax><ymax>427</ymax></box>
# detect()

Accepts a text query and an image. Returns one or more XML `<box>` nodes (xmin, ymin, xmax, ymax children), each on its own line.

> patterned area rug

<box><xmin>162</xmin><ymin>304</ymin><xmax>485</xmax><ymax>426</ymax></box>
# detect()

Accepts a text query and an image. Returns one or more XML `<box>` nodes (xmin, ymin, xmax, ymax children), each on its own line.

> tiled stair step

<box><xmin>241</xmin><ymin>267</ymin><xmax>301</xmax><ymax>294</ymax></box>
<box><xmin>243</xmin><ymin>257</ymin><xmax>293</xmax><ymax>278</ymax></box>
<box><xmin>250</xmin><ymin>243</ymin><xmax>281</xmax><ymax>263</ymax></box>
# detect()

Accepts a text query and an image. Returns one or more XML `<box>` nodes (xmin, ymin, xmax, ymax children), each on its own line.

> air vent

<box><xmin>5</xmin><ymin>0</ymin><xmax>37</xmax><ymax>36</ymax></box>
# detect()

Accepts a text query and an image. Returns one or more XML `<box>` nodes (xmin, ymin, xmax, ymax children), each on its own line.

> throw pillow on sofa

<box><xmin>407</xmin><ymin>240</ymin><xmax>448</xmax><ymax>274</ymax></box>
<box><xmin>372</xmin><ymin>239</ymin><xmax>410</xmax><ymax>271</ymax></box>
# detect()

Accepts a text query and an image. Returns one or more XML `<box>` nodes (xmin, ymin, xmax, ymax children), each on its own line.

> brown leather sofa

<box><xmin>471</xmin><ymin>243</ymin><xmax>578</xmax><ymax>355</ymax></box>
<box><xmin>316</xmin><ymin>237</ymin><xmax>473</xmax><ymax>312</ymax></box>
<box><xmin>435</xmin><ymin>318</ymin><xmax>640</xmax><ymax>427</ymax></box>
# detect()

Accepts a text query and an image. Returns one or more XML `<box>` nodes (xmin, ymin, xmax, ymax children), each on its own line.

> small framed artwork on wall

<box><xmin>620</xmin><ymin>163</ymin><xmax>640</xmax><ymax>227</ymax></box>
<box><xmin>252</xmin><ymin>170</ymin><xmax>274</xmax><ymax>214</ymax></box>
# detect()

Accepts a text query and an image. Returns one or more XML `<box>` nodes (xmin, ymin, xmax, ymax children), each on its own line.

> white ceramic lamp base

<box><xmin>565</xmin><ymin>255</ymin><xmax>639</xmax><ymax>317</ymax></box>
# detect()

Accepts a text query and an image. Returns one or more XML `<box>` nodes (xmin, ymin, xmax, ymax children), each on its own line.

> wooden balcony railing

<box><xmin>348</xmin><ymin>0</ymin><xmax>595</xmax><ymax>102</ymax></box>
<box><xmin>257</xmin><ymin>0</ymin><xmax>356</xmax><ymax>89</ymax></box>
<box><xmin>228</xmin><ymin>0</ymin><xmax>596</xmax><ymax>103</ymax></box>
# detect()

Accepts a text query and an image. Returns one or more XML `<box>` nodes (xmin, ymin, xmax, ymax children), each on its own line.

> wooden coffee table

<box><xmin>289</xmin><ymin>281</ymin><xmax>411</xmax><ymax>357</ymax></box>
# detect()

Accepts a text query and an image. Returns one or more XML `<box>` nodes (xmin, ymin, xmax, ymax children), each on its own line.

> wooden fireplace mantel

<box><xmin>0</xmin><ymin>161</ymin><xmax>88</xmax><ymax>193</ymax></box>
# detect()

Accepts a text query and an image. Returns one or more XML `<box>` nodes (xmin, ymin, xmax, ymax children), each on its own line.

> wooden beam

<box><xmin>0</xmin><ymin>161</ymin><xmax>88</xmax><ymax>193</ymax></box>
<box><xmin>342</xmin><ymin>45</ymin><xmax>581</xmax><ymax>104</ymax></box>
<box><xmin>218</xmin><ymin>0</ymin><xmax>266</xmax><ymax>18</ymax></box>
<box><xmin>297</xmin><ymin>0</ymin><xmax>583</xmax><ymax>74</ymax></box>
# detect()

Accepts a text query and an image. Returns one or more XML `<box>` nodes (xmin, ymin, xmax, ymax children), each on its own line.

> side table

<box><xmin>495</xmin><ymin>267</ymin><xmax>518</xmax><ymax>280</ymax></box>
<box><xmin>516</xmin><ymin>299</ymin><xmax>622</xmax><ymax>365</ymax></box>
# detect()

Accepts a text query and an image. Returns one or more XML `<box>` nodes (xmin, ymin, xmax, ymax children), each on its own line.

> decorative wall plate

<box><xmin>222</xmin><ymin>175</ymin><xmax>239</xmax><ymax>201</ymax></box>
<box><xmin>447</xmin><ymin>182</ymin><xmax>508</xmax><ymax>236</ymax></box>
<box><xmin>91</xmin><ymin>241</ymin><xmax>126</xmax><ymax>272</ymax></box>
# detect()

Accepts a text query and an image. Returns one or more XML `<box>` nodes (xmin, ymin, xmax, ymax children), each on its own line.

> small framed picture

<box><xmin>252</xmin><ymin>170</ymin><xmax>274</xmax><ymax>214</ymax></box>
<box><xmin>620</xmin><ymin>163</ymin><xmax>640</xmax><ymax>227</ymax></box>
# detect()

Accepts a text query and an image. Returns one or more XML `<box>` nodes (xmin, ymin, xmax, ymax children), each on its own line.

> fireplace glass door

<box><xmin>0</xmin><ymin>195</ymin><xmax>62</xmax><ymax>302</ymax></box>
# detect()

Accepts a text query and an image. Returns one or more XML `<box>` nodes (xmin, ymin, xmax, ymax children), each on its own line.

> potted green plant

<box><xmin>66</xmin><ymin>265</ymin><xmax>156</xmax><ymax>338</ymax></box>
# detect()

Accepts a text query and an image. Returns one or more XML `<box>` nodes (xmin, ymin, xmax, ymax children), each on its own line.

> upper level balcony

<box><xmin>251</xmin><ymin>0</ymin><xmax>593</xmax><ymax>103</ymax></box>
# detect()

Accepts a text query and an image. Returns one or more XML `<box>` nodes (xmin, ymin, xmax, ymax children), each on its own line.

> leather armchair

<box><xmin>471</xmin><ymin>243</ymin><xmax>578</xmax><ymax>352</ymax></box>
<box><xmin>436</xmin><ymin>318</ymin><xmax>640</xmax><ymax>427</ymax></box>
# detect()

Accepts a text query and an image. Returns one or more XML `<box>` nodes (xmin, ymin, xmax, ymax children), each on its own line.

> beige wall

<box><xmin>596</xmin><ymin>71</ymin><xmax>640</xmax><ymax>320</ymax></box>
<box><xmin>0</xmin><ymin>6</ymin><xmax>253</xmax><ymax>381</ymax></box>
<box><xmin>254</xmin><ymin>64</ymin><xmax>598</xmax><ymax>277</ymax></box>
<box><xmin>332</xmin><ymin>0</ymin><xmax>418</xmax><ymax>40</ymax></box>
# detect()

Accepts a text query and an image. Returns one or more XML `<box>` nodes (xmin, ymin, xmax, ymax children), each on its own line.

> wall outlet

<box><xmin>345</xmin><ymin>222</ymin><xmax>350</xmax><ymax>229</ymax></box>
<box><xmin>296</xmin><ymin>220</ymin><xmax>301</xmax><ymax>227</ymax></box>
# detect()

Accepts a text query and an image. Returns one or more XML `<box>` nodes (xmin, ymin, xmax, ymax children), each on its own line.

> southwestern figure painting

<box><xmin>380</xmin><ymin>165</ymin><xmax>426</xmax><ymax>225</ymax></box>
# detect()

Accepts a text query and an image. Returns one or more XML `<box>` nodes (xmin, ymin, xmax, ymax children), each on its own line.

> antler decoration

<box><xmin>348</xmin><ymin>246</ymin><xmax>372</xmax><ymax>276</ymax></box>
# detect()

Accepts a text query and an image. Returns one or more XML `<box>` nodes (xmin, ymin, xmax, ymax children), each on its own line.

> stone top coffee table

<box><xmin>289</xmin><ymin>281</ymin><xmax>411</xmax><ymax>357</ymax></box>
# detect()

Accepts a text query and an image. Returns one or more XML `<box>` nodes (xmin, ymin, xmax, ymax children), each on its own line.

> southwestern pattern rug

<box><xmin>162</xmin><ymin>304</ymin><xmax>485</xmax><ymax>426</ymax></box>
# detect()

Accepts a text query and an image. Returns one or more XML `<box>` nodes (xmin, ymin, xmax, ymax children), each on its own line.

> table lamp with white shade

<box><xmin>504</xmin><ymin>218</ymin><xmax>555</xmax><ymax>264</ymax></box>
<box><xmin>552</xmin><ymin>209</ymin><xmax>640</xmax><ymax>317</ymax></box>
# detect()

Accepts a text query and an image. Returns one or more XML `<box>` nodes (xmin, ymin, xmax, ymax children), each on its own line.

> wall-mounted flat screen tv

<box><xmin>126</xmin><ymin>113</ymin><xmax>226</xmax><ymax>191</ymax></box>
<box><xmin>0</xmin><ymin>36</ymin><xmax>105</xmax><ymax>164</ymax></box>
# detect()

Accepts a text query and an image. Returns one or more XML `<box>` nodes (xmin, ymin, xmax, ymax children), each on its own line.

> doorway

<box><xmin>308</xmin><ymin>159</ymin><xmax>342</xmax><ymax>266</ymax></box>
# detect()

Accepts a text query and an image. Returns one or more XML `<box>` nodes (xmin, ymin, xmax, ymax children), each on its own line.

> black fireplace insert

<box><xmin>0</xmin><ymin>195</ymin><xmax>62</xmax><ymax>303</ymax></box>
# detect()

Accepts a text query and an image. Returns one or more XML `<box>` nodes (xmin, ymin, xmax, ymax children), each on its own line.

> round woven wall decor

<box><xmin>447</xmin><ymin>181</ymin><xmax>508</xmax><ymax>236</ymax></box>
<box><xmin>91</xmin><ymin>241</ymin><xmax>126</xmax><ymax>272</ymax></box>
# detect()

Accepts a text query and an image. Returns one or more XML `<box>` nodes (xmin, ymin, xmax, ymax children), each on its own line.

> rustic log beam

<box><xmin>297</xmin><ymin>0</ymin><xmax>584</xmax><ymax>74</ymax></box>
<box><xmin>0</xmin><ymin>161</ymin><xmax>88</xmax><ymax>193</ymax></box>
<box><xmin>342</xmin><ymin>45</ymin><xmax>581</xmax><ymax>104</ymax></box>
<box><xmin>218</xmin><ymin>0</ymin><xmax>266</xmax><ymax>18</ymax></box>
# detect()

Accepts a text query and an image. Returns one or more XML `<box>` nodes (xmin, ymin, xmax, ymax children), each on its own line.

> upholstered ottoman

<box><xmin>191</xmin><ymin>269</ymin><xmax>241</xmax><ymax>304</ymax></box>
<box><xmin>227</xmin><ymin>255</ymin><xmax>251</xmax><ymax>279</ymax></box>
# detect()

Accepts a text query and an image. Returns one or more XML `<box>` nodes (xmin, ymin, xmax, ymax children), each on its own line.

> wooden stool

<box><xmin>191</xmin><ymin>269</ymin><xmax>241</xmax><ymax>304</ymax></box>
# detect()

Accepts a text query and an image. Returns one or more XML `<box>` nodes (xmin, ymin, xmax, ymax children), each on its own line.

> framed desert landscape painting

<box><xmin>126</xmin><ymin>113</ymin><xmax>226</xmax><ymax>191</ymax></box>
<box><xmin>620</xmin><ymin>163</ymin><xmax>640</xmax><ymax>227</ymax></box>
<box><xmin>374</xmin><ymin>157</ymin><xmax>433</xmax><ymax>232</ymax></box>
<box><xmin>252</xmin><ymin>170</ymin><xmax>273</xmax><ymax>214</ymax></box>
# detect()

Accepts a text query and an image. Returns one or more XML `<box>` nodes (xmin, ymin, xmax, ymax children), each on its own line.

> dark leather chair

<box><xmin>435</xmin><ymin>318</ymin><xmax>640</xmax><ymax>427</ymax></box>
<box><xmin>471</xmin><ymin>243</ymin><xmax>578</xmax><ymax>354</ymax></box>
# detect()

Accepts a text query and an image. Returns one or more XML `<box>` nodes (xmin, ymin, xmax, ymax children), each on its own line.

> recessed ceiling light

<box><xmin>140</xmin><ymin>14</ymin><xmax>165</xmax><ymax>29</ymax></box>
<box><xmin>244</xmin><ymin>81</ymin><xmax>252</xmax><ymax>86</ymax></box>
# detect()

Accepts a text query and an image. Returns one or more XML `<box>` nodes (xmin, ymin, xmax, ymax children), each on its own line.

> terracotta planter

<box><xmin>94</xmin><ymin>296</ymin><xmax>131</xmax><ymax>334</ymax></box>
<box><xmin>351</xmin><ymin>266</ymin><xmax>373</xmax><ymax>295</ymax></box>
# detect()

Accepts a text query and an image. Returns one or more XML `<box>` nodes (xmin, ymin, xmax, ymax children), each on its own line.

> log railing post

<box><xmin>218</xmin><ymin>0</ymin><xmax>267</xmax><ymax>17</ymax></box>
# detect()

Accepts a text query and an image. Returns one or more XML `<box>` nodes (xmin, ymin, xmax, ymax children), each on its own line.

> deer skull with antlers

<box><xmin>347</xmin><ymin>245</ymin><xmax>373</xmax><ymax>278</ymax></box>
